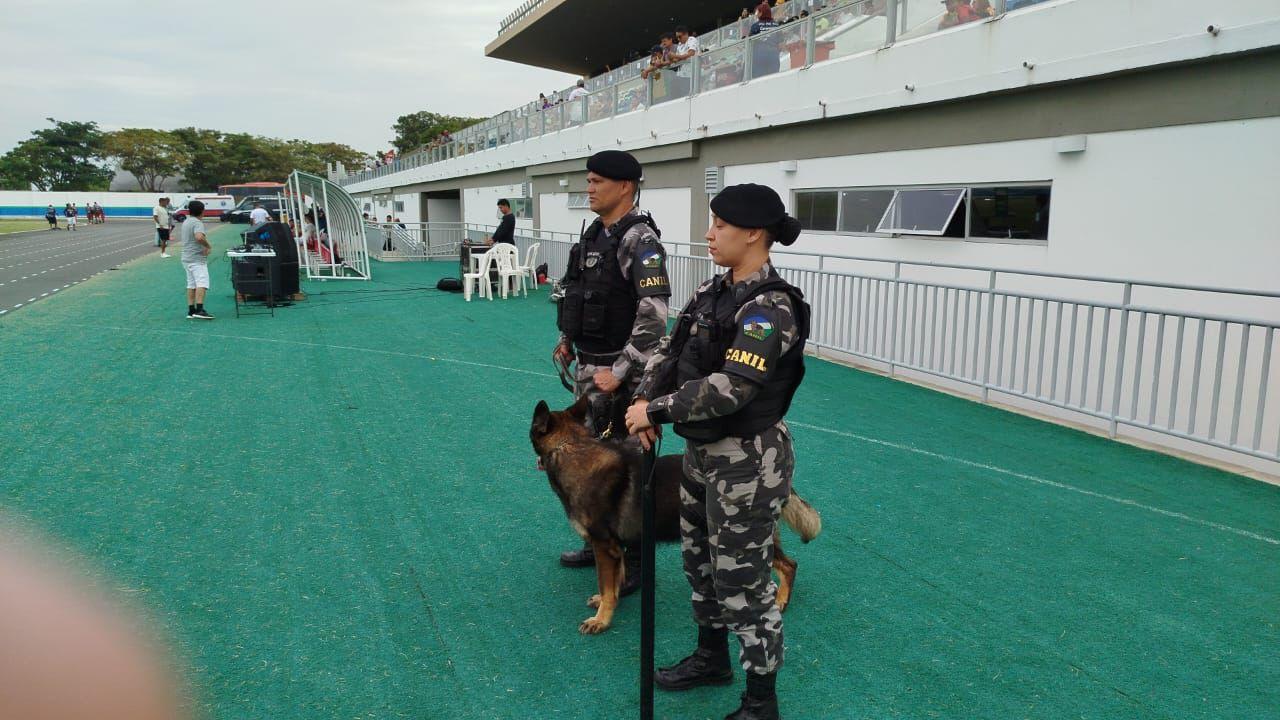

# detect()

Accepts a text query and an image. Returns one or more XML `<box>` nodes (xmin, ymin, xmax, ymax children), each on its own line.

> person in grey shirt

<box><xmin>180</xmin><ymin>200</ymin><xmax>214</xmax><ymax>319</ymax></box>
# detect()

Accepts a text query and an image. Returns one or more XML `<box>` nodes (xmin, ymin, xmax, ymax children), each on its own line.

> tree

<box><xmin>0</xmin><ymin>118</ymin><xmax>111</xmax><ymax>191</ymax></box>
<box><xmin>104</xmin><ymin>128</ymin><xmax>191</xmax><ymax>192</ymax></box>
<box><xmin>390</xmin><ymin>111</ymin><xmax>484</xmax><ymax>154</ymax></box>
<box><xmin>167</xmin><ymin>129</ymin><xmax>367</xmax><ymax>189</ymax></box>
<box><xmin>0</xmin><ymin>144</ymin><xmax>40</xmax><ymax>190</ymax></box>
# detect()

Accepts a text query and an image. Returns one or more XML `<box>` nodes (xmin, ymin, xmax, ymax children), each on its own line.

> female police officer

<box><xmin>625</xmin><ymin>184</ymin><xmax>809</xmax><ymax>720</ymax></box>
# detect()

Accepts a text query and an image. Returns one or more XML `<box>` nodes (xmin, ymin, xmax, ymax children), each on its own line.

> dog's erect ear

<box><xmin>532</xmin><ymin>400</ymin><xmax>552</xmax><ymax>435</ymax></box>
<box><xmin>567</xmin><ymin>393</ymin><xmax>589</xmax><ymax>421</ymax></box>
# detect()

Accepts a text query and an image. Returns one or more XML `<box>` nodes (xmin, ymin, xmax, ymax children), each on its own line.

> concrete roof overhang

<box><xmin>485</xmin><ymin>0</ymin><xmax>747</xmax><ymax>75</ymax></box>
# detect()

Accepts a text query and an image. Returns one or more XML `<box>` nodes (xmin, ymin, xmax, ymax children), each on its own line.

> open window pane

<box><xmin>969</xmin><ymin>185</ymin><xmax>1050</xmax><ymax>241</ymax></box>
<box><xmin>838</xmin><ymin>189</ymin><xmax>894</xmax><ymax>233</ymax></box>
<box><xmin>877</xmin><ymin>188</ymin><xmax>966</xmax><ymax>235</ymax></box>
<box><xmin>795</xmin><ymin>190</ymin><xmax>838</xmax><ymax>231</ymax></box>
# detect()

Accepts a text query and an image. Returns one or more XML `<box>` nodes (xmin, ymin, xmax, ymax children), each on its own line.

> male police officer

<box><xmin>553</xmin><ymin>149</ymin><xmax>672</xmax><ymax>579</ymax></box>
<box><xmin>626</xmin><ymin>184</ymin><xmax>810</xmax><ymax>720</ymax></box>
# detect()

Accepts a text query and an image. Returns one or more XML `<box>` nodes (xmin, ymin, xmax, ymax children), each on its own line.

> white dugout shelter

<box><xmin>286</xmin><ymin>169</ymin><xmax>372</xmax><ymax>281</ymax></box>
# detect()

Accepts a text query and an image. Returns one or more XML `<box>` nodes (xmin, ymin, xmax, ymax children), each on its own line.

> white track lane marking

<box><xmin>788</xmin><ymin>421</ymin><xmax>1280</xmax><ymax>547</ymax></box>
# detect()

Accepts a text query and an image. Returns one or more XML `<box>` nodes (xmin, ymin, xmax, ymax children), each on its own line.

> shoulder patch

<box><xmin>742</xmin><ymin>315</ymin><xmax>774</xmax><ymax>341</ymax></box>
<box><xmin>640</xmin><ymin>250</ymin><xmax>663</xmax><ymax>269</ymax></box>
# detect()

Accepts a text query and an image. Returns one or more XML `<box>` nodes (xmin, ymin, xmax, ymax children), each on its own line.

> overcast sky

<box><xmin>0</xmin><ymin>0</ymin><xmax>578</xmax><ymax>155</ymax></box>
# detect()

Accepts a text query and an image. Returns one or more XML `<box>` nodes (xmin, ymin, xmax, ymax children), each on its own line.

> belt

<box><xmin>576</xmin><ymin>350</ymin><xmax>622</xmax><ymax>366</ymax></box>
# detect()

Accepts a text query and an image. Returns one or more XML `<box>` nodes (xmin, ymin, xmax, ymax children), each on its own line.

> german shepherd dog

<box><xmin>531</xmin><ymin>395</ymin><xmax>822</xmax><ymax>634</ymax></box>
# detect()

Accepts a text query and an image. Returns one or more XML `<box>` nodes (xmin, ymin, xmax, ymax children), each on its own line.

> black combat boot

<box><xmin>559</xmin><ymin>542</ymin><xmax>595</xmax><ymax>567</ymax></box>
<box><xmin>724</xmin><ymin>671</ymin><xmax>779</xmax><ymax>720</ymax></box>
<box><xmin>655</xmin><ymin>626</ymin><xmax>734</xmax><ymax>691</ymax></box>
<box><xmin>619</xmin><ymin>546</ymin><xmax>641</xmax><ymax>597</ymax></box>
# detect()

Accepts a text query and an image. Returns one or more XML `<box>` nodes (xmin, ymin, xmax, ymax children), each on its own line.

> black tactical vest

<box><xmin>557</xmin><ymin>213</ymin><xmax>659</xmax><ymax>355</ymax></box>
<box><xmin>672</xmin><ymin>274</ymin><xmax>810</xmax><ymax>443</ymax></box>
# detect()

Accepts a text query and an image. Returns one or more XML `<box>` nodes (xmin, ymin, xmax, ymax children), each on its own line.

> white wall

<box><xmin>723</xmin><ymin>118</ymin><xmax>1280</xmax><ymax>294</ymax></box>
<box><xmin>463</xmin><ymin>183</ymin><xmax>535</xmax><ymax>232</ymax></box>
<box><xmin>537</xmin><ymin>187</ymin><xmax>692</xmax><ymax>250</ymax></box>
<box><xmin>426</xmin><ymin>198</ymin><xmax>461</xmax><ymax>223</ymax></box>
<box><xmin>0</xmin><ymin>190</ymin><xmax>215</xmax><ymax>218</ymax></box>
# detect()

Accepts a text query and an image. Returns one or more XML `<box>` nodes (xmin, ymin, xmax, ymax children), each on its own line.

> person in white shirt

<box><xmin>248</xmin><ymin>202</ymin><xmax>271</xmax><ymax>226</ymax></box>
<box><xmin>152</xmin><ymin>197</ymin><xmax>171</xmax><ymax>256</ymax></box>
<box><xmin>669</xmin><ymin>25</ymin><xmax>700</xmax><ymax>97</ymax></box>
<box><xmin>568</xmin><ymin>79</ymin><xmax>588</xmax><ymax>101</ymax></box>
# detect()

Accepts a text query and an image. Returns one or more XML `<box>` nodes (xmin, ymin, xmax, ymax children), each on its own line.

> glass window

<box><xmin>969</xmin><ymin>185</ymin><xmax>1050</xmax><ymax>241</ymax></box>
<box><xmin>394</xmin><ymin>201</ymin><xmax>405</xmax><ymax>213</ymax></box>
<box><xmin>877</xmin><ymin>188</ymin><xmax>966</xmax><ymax>235</ymax></box>
<box><xmin>509</xmin><ymin>197</ymin><xmax>533</xmax><ymax>219</ymax></box>
<box><xmin>838</xmin><ymin>189</ymin><xmax>894</xmax><ymax>233</ymax></box>
<box><xmin>567</xmin><ymin>192</ymin><xmax>590</xmax><ymax>209</ymax></box>
<box><xmin>795</xmin><ymin>190</ymin><xmax>838</xmax><ymax>231</ymax></box>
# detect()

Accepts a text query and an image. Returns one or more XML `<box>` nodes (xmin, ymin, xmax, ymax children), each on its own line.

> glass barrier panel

<box><xmin>512</xmin><ymin>115</ymin><xmax>527</xmax><ymax>142</ymax></box>
<box><xmin>652</xmin><ymin>60</ymin><xmax>694</xmax><ymax>105</ymax></box>
<box><xmin>614</xmin><ymin>77</ymin><xmax>647</xmax><ymax>114</ymax></box>
<box><xmin>544</xmin><ymin>105</ymin><xmax>563</xmax><ymax>133</ymax></box>
<box><xmin>747</xmin><ymin>25</ymin><xmax>786</xmax><ymax>81</ymax></box>
<box><xmin>814</xmin><ymin>0</ymin><xmax>887</xmax><ymax>62</ymax></box>
<box><xmin>698</xmin><ymin>43</ymin><xmax>746</xmax><ymax>93</ymax></box>
<box><xmin>587</xmin><ymin>87</ymin><xmax>615</xmax><ymax>122</ymax></box>
<box><xmin>565</xmin><ymin>97</ymin><xmax>586</xmax><ymax>127</ymax></box>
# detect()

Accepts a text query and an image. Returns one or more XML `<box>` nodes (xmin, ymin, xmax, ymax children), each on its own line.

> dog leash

<box><xmin>639</xmin><ymin>435</ymin><xmax>660</xmax><ymax>720</ymax></box>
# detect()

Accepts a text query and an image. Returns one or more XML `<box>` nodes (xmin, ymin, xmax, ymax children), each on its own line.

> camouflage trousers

<box><xmin>680</xmin><ymin>422</ymin><xmax>794</xmax><ymax>675</ymax></box>
<box><xmin>574</xmin><ymin>361</ymin><xmax>639</xmax><ymax>439</ymax></box>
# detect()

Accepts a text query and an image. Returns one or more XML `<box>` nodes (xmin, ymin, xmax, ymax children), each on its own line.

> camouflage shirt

<box><xmin>559</xmin><ymin>206</ymin><xmax>671</xmax><ymax>382</ymax></box>
<box><xmin>639</xmin><ymin>261</ymin><xmax>800</xmax><ymax>425</ymax></box>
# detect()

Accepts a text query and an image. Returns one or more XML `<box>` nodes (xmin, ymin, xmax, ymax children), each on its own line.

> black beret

<box><xmin>586</xmin><ymin>150</ymin><xmax>642</xmax><ymax>181</ymax></box>
<box><xmin>710</xmin><ymin>183</ymin><xmax>786</xmax><ymax>228</ymax></box>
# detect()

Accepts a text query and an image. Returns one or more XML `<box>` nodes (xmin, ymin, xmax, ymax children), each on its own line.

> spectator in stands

<box><xmin>539</xmin><ymin>92</ymin><xmax>550</xmax><ymax>109</ymax></box>
<box><xmin>939</xmin><ymin>0</ymin><xmax>979</xmax><ymax>29</ymax></box>
<box><xmin>486</xmin><ymin>199</ymin><xmax>516</xmax><ymax>246</ymax></box>
<box><xmin>751</xmin><ymin>2</ymin><xmax>782</xmax><ymax>77</ymax></box>
<box><xmin>640</xmin><ymin>44</ymin><xmax>667</xmax><ymax>80</ymax></box>
<box><xmin>569</xmin><ymin>79</ymin><xmax>588</xmax><ymax>101</ymax></box>
<box><xmin>45</xmin><ymin>204</ymin><xmax>57</xmax><ymax>229</ymax></box>
<box><xmin>973</xmin><ymin>0</ymin><xmax>996</xmax><ymax>18</ymax></box>
<box><xmin>668</xmin><ymin>26</ymin><xmax>700</xmax><ymax>97</ymax></box>
<box><xmin>395</xmin><ymin>217</ymin><xmax>406</xmax><ymax>229</ymax></box>
<box><xmin>181</xmin><ymin>200</ymin><xmax>213</xmax><ymax>319</ymax></box>
<box><xmin>153</xmin><ymin>197</ymin><xmax>172</xmax><ymax>255</ymax></box>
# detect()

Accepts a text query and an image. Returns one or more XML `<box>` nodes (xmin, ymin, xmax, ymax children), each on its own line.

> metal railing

<box><xmin>342</xmin><ymin>0</ymin><xmax>1057</xmax><ymax>186</ymax></box>
<box><xmin>365</xmin><ymin>221</ymin><xmax>468</xmax><ymax>261</ymax></box>
<box><xmin>409</xmin><ymin>220</ymin><xmax>1279</xmax><ymax>468</ymax></box>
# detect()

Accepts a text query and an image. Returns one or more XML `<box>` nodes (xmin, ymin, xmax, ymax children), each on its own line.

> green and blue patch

<box><xmin>742</xmin><ymin>314</ymin><xmax>773</xmax><ymax>340</ymax></box>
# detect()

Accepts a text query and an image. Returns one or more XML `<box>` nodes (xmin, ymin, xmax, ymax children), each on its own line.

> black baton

<box><xmin>639</xmin><ymin>446</ymin><xmax>656</xmax><ymax>720</ymax></box>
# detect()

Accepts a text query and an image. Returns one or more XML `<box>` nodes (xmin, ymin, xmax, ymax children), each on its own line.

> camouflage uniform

<box><xmin>560</xmin><ymin>206</ymin><xmax>670</xmax><ymax>435</ymax></box>
<box><xmin>637</xmin><ymin>261</ymin><xmax>802</xmax><ymax>675</ymax></box>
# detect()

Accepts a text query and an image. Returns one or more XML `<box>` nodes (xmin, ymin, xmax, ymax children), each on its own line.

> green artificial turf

<box><xmin>1</xmin><ymin>223</ymin><xmax>1277</xmax><ymax>719</ymax></box>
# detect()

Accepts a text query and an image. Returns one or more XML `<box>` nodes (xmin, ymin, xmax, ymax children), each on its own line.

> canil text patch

<box><xmin>639</xmin><ymin>276</ymin><xmax>668</xmax><ymax>289</ymax></box>
<box><xmin>725</xmin><ymin>348</ymin><xmax>768</xmax><ymax>372</ymax></box>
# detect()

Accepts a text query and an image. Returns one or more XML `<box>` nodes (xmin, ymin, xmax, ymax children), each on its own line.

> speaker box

<box><xmin>232</xmin><ymin>256</ymin><xmax>273</xmax><ymax>297</ymax></box>
<box><xmin>239</xmin><ymin>221</ymin><xmax>300</xmax><ymax>296</ymax></box>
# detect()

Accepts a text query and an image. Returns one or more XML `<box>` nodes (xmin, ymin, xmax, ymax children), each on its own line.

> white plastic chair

<box><xmin>463</xmin><ymin>247</ymin><xmax>497</xmax><ymax>301</ymax></box>
<box><xmin>516</xmin><ymin>242</ymin><xmax>541</xmax><ymax>287</ymax></box>
<box><xmin>494</xmin><ymin>244</ymin><xmax>526</xmax><ymax>298</ymax></box>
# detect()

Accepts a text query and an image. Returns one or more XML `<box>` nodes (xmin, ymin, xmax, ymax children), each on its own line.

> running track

<box><xmin>0</xmin><ymin>220</ymin><xmax>169</xmax><ymax>317</ymax></box>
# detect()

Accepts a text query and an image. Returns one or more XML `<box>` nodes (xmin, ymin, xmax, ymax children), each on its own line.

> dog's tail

<box><xmin>781</xmin><ymin>492</ymin><xmax>822</xmax><ymax>543</ymax></box>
